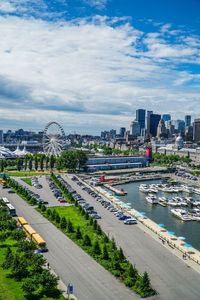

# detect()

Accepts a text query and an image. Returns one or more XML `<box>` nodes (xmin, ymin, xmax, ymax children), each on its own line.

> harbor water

<box><xmin>117</xmin><ymin>180</ymin><xmax>200</xmax><ymax>251</ymax></box>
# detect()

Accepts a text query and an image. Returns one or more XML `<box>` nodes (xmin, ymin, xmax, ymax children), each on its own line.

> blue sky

<box><xmin>0</xmin><ymin>0</ymin><xmax>199</xmax><ymax>135</ymax></box>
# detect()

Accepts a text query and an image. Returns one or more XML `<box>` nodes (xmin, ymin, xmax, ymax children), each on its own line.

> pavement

<box><xmin>1</xmin><ymin>180</ymin><xmax>140</xmax><ymax>300</ymax></box>
<box><xmin>65</xmin><ymin>174</ymin><xmax>200</xmax><ymax>300</ymax></box>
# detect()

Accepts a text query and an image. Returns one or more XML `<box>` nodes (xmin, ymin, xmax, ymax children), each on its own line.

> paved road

<box><xmin>65</xmin><ymin>175</ymin><xmax>200</xmax><ymax>300</ymax></box>
<box><xmin>1</xmin><ymin>184</ymin><xmax>139</xmax><ymax>300</ymax></box>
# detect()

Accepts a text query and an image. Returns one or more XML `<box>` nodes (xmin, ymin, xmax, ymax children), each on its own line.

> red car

<box><xmin>59</xmin><ymin>199</ymin><xmax>67</xmax><ymax>203</ymax></box>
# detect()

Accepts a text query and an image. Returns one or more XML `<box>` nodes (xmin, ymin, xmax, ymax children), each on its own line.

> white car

<box><xmin>124</xmin><ymin>219</ymin><xmax>137</xmax><ymax>225</ymax></box>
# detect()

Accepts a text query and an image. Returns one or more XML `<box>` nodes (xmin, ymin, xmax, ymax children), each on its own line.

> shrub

<box><xmin>76</xmin><ymin>226</ymin><xmax>82</xmax><ymax>239</ymax></box>
<box><xmin>83</xmin><ymin>234</ymin><xmax>91</xmax><ymax>246</ymax></box>
<box><xmin>93</xmin><ymin>240</ymin><xmax>101</xmax><ymax>255</ymax></box>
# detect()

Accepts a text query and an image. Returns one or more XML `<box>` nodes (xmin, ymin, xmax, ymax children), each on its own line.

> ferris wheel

<box><xmin>43</xmin><ymin>121</ymin><xmax>66</xmax><ymax>157</ymax></box>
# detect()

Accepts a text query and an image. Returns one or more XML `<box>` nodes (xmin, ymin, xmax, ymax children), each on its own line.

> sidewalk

<box><xmin>45</xmin><ymin>264</ymin><xmax>78</xmax><ymax>300</ymax></box>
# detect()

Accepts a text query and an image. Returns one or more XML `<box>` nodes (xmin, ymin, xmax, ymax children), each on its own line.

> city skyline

<box><xmin>0</xmin><ymin>0</ymin><xmax>199</xmax><ymax>134</ymax></box>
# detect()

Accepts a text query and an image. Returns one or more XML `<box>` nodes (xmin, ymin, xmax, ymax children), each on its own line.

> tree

<box><xmin>76</xmin><ymin>226</ymin><xmax>82</xmax><ymax>239</ymax></box>
<box><xmin>111</xmin><ymin>237</ymin><xmax>117</xmax><ymax>250</ymax></box>
<box><xmin>75</xmin><ymin>150</ymin><xmax>88</xmax><ymax>170</ymax></box>
<box><xmin>83</xmin><ymin>234</ymin><xmax>91</xmax><ymax>246</ymax></box>
<box><xmin>102</xmin><ymin>245</ymin><xmax>109</xmax><ymax>260</ymax></box>
<box><xmin>127</xmin><ymin>264</ymin><xmax>138</xmax><ymax>282</ymax></box>
<box><xmin>60</xmin><ymin>216</ymin><xmax>67</xmax><ymax>230</ymax></box>
<box><xmin>93</xmin><ymin>220</ymin><xmax>97</xmax><ymax>230</ymax></box>
<box><xmin>28</xmin><ymin>158</ymin><xmax>32</xmax><ymax>171</ymax></box>
<box><xmin>1</xmin><ymin>247</ymin><xmax>13</xmax><ymax>269</ymax></box>
<box><xmin>35</xmin><ymin>156</ymin><xmax>38</xmax><ymax>171</ymax></box>
<box><xmin>93</xmin><ymin>240</ymin><xmax>101</xmax><ymax>255</ymax></box>
<box><xmin>50</xmin><ymin>155</ymin><xmax>55</xmax><ymax>170</ymax></box>
<box><xmin>40</xmin><ymin>156</ymin><xmax>44</xmax><ymax>170</ymax></box>
<box><xmin>17</xmin><ymin>159</ymin><xmax>22</xmax><ymax>171</ymax></box>
<box><xmin>11</xmin><ymin>229</ymin><xmax>26</xmax><ymax>241</ymax></box>
<box><xmin>24</xmin><ymin>156</ymin><xmax>28</xmax><ymax>171</ymax></box>
<box><xmin>55</xmin><ymin>213</ymin><xmax>60</xmax><ymax>224</ymax></box>
<box><xmin>46</xmin><ymin>156</ymin><xmax>49</xmax><ymax>170</ymax></box>
<box><xmin>38</xmin><ymin>269</ymin><xmax>59</xmax><ymax>297</ymax></box>
<box><xmin>0</xmin><ymin>160</ymin><xmax>4</xmax><ymax>172</ymax></box>
<box><xmin>103</xmin><ymin>235</ymin><xmax>109</xmax><ymax>243</ymax></box>
<box><xmin>41</xmin><ymin>204</ymin><xmax>46</xmax><ymax>212</ymax></box>
<box><xmin>46</xmin><ymin>209</ymin><xmax>51</xmax><ymax>218</ymax></box>
<box><xmin>140</xmin><ymin>271</ymin><xmax>150</xmax><ymax>291</ymax></box>
<box><xmin>67</xmin><ymin>220</ymin><xmax>74</xmax><ymax>233</ymax></box>
<box><xmin>118</xmin><ymin>247</ymin><xmax>125</xmax><ymax>261</ymax></box>
<box><xmin>51</xmin><ymin>209</ymin><xmax>56</xmax><ymax>221</ymax></box>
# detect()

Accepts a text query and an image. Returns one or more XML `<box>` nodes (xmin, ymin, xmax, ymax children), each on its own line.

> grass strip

<box><xmin>21</xmin><ymin>178</ymin><xmax>32</xmax><ymax>186</ymax></box>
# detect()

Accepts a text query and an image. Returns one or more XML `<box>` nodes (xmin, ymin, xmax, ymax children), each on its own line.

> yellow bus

<box><xmin>17</xmin><ymin>217</ymin><xmax>28</xmax><ymax>227</ymax></box>
<box><xmin>32</xmin><ymin>233</ymin><xmax>47</xmax><ymax>252</ymax></box>
<box><xmin>23</xmin><ymin>224</ymin><xmax>36</xmax><ymax>239</ymax></box>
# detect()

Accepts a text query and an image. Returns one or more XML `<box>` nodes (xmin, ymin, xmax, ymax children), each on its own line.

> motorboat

<box><xmin>115</xmin><ymin>188</ymin><xmax>128</xmax><ymax>196</ymax></box>
<box><xmin>146</xmin><ymin>194</ymin><xmax>158</xmax><ymax>204</ymax></box>
<box><xmin>171</xmin><ymin>209</ymin><xmax>191</xmax><ymax>221</ymax></box>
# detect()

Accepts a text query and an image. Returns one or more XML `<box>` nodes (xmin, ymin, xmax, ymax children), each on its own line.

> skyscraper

<box><xmin>0</xmin><ymin>130</ymin><xmax>3</xmax><ymax>144</ymax></box>
<box><xmin>193</xmin><ymin>119</ymin><xmax>200</xmax><ymax>142</ymax></box>
<box><xmin>150</xmin><ymin>114</ymin><xmax>161</xmax><ymax>137</ymax></box>
<box><xmin>162</xmin><ymin>114</ymin><xmax>171</xmax><ymax>122</ymax></box>
<box><xmin>119</xmin><ymin>127</ymin><xmax>126</xmax><ymax>137</ymax></box>
<box><xmin>146</xmin><ymin>111</ymin><xmax>153</xmax><ymax>133</ymax></box>
<box><xmin>185</xmin><ymin>115</ymin><xmax>191</xmax><ymax>127</ymax></box>
<box><xmin>136</xmin><ymin>109</ymin><xmax>146</xmax><ymax>131</ymax></box>
<box><xmin>130</xmin><ymin>120</ymin><xmax>140</xmax><ymax>137</ymax></box>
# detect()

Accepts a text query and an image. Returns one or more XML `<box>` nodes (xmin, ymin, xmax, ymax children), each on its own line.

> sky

<box><xmin>0</xmin><ymin>0</ymin><xmax>200</xmax><ymax>135</ymax></box>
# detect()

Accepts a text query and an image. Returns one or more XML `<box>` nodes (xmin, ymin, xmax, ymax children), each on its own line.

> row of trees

<box><xmin>0</xmin><ymin>149</ymin><xmax>88</xmax><ymax>172</ymax></box>
<box><xmin>49</xmin><ymin>173</ymin><xmax>156</xmax><ymax>297</ymax></box>
<box><xmin>152</xmin><ymin>153</ymin><xmax>192</xmax><ymax>165</ymax></box>
<box><xmin>0</xmin><ymin>199</ymin><xmax>60</xmax><ymax>299</ymax></box>
<box><xmin>6</xmin><ymin>177</ymin><xmax>38</xmax><ymax>205</ymax></box>
<box><xmin>88</xmin><ymin>144</ymin><xmax>139</xmax><ymax>156</ymax></box>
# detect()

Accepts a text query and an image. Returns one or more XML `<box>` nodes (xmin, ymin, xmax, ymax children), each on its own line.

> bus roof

<box><xmin>23</xmin><ymin>225</ymin><xmax>36</xmax><ymax>235</ymax></box>
<box><xmin>7</xmin><ymin>203</ymin><xmax>15</xmax><ymax>209</ymax></box>
<box><xmin>18</xmin><ymin>217</ymin><xmax>28</xmax><ymax>225</ymax></box>
<box><xmin>32</xmin><ymin>233</ymin><xmax>46</xmax><ymax>245</ymax></box>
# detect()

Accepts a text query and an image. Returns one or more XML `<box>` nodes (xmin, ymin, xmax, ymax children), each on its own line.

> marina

<box><xmin>116</xmin><ymin>180</ymin><xmax>200</xmax><ymax>252</ymax></box>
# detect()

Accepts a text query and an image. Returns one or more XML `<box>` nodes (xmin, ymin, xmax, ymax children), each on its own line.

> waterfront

<box><xmin>117</xmin><ymin>180</ymin><xmax>200</xmax><ymax>251</ymax></box>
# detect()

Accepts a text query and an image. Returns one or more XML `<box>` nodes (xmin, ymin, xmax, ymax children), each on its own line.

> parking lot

<box><xmin>14</xmin><ymin>176</ymin><xmax>71</xmax><ymax>207</ymax></box>
<box><xmin>3</xmin><ymin>174</ymin><xmax>200</xmax><ymax>300</ymax></box>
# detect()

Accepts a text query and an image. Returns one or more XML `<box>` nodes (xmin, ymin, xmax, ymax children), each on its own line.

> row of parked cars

<box><xmin>31</xmin><ymin>177</ymin><xmax>42</xmax><ymax>189</ymax></box>
<box><xmin>17</xmin><ymin>178</ymin><xmax>48</xmax><ymax>204</ymax></box>
<box><xmin>46</xmin><ymin>176</ymin><xmax>67</xmax><ymax>203</ymax></box>
<box><xmin>70</xmin><ymin>177</ymin><xmax>102</xmax><ymax>219</ymax></box>
<box><xmin>73</xmin><ymin>177</ymin><xmax>136</xmax><ymax>224</ymax></box>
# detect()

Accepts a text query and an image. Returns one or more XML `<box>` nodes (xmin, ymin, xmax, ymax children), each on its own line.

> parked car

<box><xmin>91</xmin><ymin>214</ymin><xmax>101</xmax><ymax>219</ymax></box>
<box><xmin>124</xmin><ymin>219</ymin><xmax>137</xmax><ymax>225</ymax></box>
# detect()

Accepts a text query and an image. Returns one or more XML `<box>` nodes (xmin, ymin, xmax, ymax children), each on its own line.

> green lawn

<box><xmin>4</xmin><ymin>171</ymin><xmax>50</xmax><ymax>177</ymax></box>
<box><xmin>0</xmin><ymin>239</ymin><xmax>66</xmax><ymax>300</ymax></box>
<box><xmin>21</xmin><ymin>178</ymin><xmax>32</xmax><ymax>186</ymax></box>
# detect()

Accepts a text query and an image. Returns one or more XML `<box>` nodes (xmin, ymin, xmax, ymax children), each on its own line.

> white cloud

<box><xmin>0</xmin><ymin>14</ymin><xmax>199</xmax><ymax>133</ymax></box>
<box><xmin>83</xmin><ymin>0</ymin><xmax>108</xmax><ymax>10</ymax></box>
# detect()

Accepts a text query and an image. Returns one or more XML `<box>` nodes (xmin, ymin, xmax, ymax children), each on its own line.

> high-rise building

<box><xmin>145</xmin><ymin>111</ymin><xmax>153</xmax><ymax>133</ymax></box>
<box><xmin>136</xmin><ymin>109</ymin><xmax>146</xmax><ymax>131</ymax></box>
<box><xmin>162</xmin><ymin>114</ymin><xmax>171</xmax><ymax>122</ymax></box>
<box><xmin>0</xmin><ymin>130</ymin><xmax>3</xmax><ymax>144</ymax></box>
<box><xmin>185</xmin><ymin>115</ymin><xmax>191</xmax><ymax>127</ymax></box>
<box><xmin>110</xmin><ymin>129</ymin><xmax>116</xmax><ymax>138</ymax></box>
<box><xmin>130</xmin><ymin>120</ymin><xmax>140</xmax><ymax>137</ymax></box>
<box><xmin>193</xmin><ymin>119</ymin><xmax>200</xmax><ymax>142</ymax></box>
<box><xmin>150</xmin><ymin>114</ymin><xmax>161</xmax><ymax>137</ymax></box>
<box><xmin>157</xmin><ymin>119</ymin><xmax>167</xmax><ymax>139</ymax></box>
<box><xmin>119</xmin><ymin>127</ymin><xmax>126</xmax><ymax>137</ymax></box>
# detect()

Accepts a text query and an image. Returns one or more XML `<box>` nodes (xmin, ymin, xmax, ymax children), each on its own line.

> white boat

<box><xmin>146</xmin><ymin>194</ymin><xmax>159</xmax><ymax>204</ymax></box>
<box><xmin>139</xmin><ymin>185</ymin><xmax>149</xmax><ymax>193</ymax></box>
<box><xmin>171</xmin><ymin>209</ymin><xmax>191</xmax><ymax>221</ymax></box>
